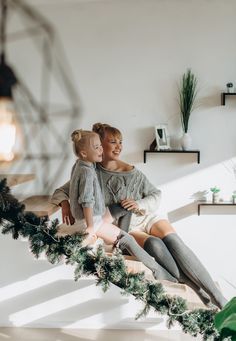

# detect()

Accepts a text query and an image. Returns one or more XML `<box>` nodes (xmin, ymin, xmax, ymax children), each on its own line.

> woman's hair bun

<box><xmin>92</xmin><ymin>123</ymin><xmax>103</xmax><ymax>133</ymax></box>
<box><xmin>92</xmin><ymin>122</ymin><xmax>111</xmax><ymax>136</ymax></box>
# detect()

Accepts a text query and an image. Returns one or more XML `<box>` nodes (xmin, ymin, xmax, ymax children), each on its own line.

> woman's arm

<box><xmin>50</xmin><ymin>181</ymin><xmax>70</xmax><ymax>206</ymax></box>
<box><xmin>121</xmin><ymin>172</ymin><xmax>162</xmax><ymax>214</ymax></box>
<box><xmin>136</xmin><ymin>190</ymin><xmax>162</xmax><ymax>213</ymax></box>
<box><xmin>50</xmin><ymin>181</ymin><xmax>75</xmax><ymax>225</ymax></box>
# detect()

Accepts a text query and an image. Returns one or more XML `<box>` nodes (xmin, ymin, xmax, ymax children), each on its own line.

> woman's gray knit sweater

<box><xmin>96</xmin><ymin>164</ymin><xmax>161</xmax><ymax>213</ymax></box>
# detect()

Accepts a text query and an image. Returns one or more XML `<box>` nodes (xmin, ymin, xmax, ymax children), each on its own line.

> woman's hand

<box><xmin>61</xmin><ymin>200</ymin><xmax>75</xmax><ymax>225</ymax></box>
<box><xmin>121</xmin><ymin>199</ymin><xmax>139</xmax><ymax>211</ymax></box>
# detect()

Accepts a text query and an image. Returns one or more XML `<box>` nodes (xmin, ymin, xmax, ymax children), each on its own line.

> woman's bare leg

<box><xmin>149</xmin><ymin>219</ymin><xmax>176</xmax><ymax>239</ymax></box>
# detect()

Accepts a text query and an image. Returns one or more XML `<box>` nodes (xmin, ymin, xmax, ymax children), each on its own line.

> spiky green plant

<box><xmin>210</xmin><ymin>187</ymin><xmax>220</xmax><ymax>194</ymax></box>
<box><xmin>179</xmin><ymin>69</ymin><xmax>198</xmax><ymax>133</ymax></box>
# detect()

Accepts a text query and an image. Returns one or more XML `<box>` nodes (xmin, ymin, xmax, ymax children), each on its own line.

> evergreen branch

<box><xmin>0</xmin><ymin>179</ymin><xmax>223</xmax><ymax>340</ymax></box>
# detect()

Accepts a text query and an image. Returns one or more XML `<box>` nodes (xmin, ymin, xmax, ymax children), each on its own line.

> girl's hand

<box><xmin>121</xmin><ymin>199</ymin><xmax>139</xmax><ymax>211</ymax></box>
<box><xmin>82</xmin><ymin>227</ymin><xmax>97</xmax><ymax>247</ymax></box>
<box><xmin>61</xmin><ymin>200</ymin><xmax>75</xmax><ymax>225</ymax></box>
<box><xmin>86</xmin><ymin>226</ymin><xmax>97</xmax><ymax>240</ymax></box>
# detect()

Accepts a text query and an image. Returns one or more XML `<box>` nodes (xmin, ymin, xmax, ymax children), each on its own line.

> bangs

<box><xmin>106</xmin><ymin>127</ymin><xmax>122</xmax><ymax>140</ymax></box>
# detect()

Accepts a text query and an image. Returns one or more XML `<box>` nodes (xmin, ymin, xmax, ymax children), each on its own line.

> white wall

<box><xmin>1</xmin><ymin>0</ymin><xmax>236</xmax><ymax>328</ymax></box>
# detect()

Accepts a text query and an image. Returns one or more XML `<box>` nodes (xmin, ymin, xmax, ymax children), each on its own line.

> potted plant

<box><xmin>226</xmin><ymin>82</ymin><xmax>234</xmax><ymax>93</ymax></box>
<box><xmin>214</xmin><ymin>297</ymin><xmax>236</xmax><ymax>340</ymax></box>
<box><xmin>232</xmin><ymin>191</ymin><xmax>236</xmax><ymax>204</ymax></box>
<box><xmin>210</xmin><ymin>186</ymin><xmax>220</xmax><ymax>203</ymax></box>
<box><xmin>178</xmin><ymin>69</ymin><xmax>198</xmax><ymax>150</ymax></box>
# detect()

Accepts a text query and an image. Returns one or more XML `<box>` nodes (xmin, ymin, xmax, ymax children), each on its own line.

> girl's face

<box><xmin>101</xmin><ymin>132</ymin><xmax>123</xmax><ymax>161</ymax></box>
<box><xmin>82</xmin><ymin>134</ymin><xmax>103</xmax><ymax>163</ymax></box>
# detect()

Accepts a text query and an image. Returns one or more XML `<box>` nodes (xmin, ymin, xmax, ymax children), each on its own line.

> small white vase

<box><xmin>181</xmin><ymin>133</ymin><xmax>192</xmax><ymax>150</ymax></box>
<box><xmin>212</xmin><ymin>193</ymin><xmax>219</xmax><ymax>204</ymax></box>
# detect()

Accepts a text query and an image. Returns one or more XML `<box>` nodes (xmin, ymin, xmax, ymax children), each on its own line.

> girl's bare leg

<box><xmin>96</xmin><ymin>222</ymin><xmax>120</xmax><ymax>244</ymax></box>
<box><xmin>102</xmin><ymin>208</ymin><xmax>115</xmax><ymax>224</ymax></box>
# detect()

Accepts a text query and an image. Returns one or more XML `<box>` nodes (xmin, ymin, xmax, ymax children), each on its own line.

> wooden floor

<box><xmin>0</xmin><ymin>328</ymin><xmax>201</xmax><ymax>341</ymax></box>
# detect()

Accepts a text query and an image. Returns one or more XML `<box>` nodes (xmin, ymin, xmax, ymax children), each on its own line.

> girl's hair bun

<box><xmin>71</xmin><ymin>129</ymin><xmax>82</xmax><ymax>142</ymax></box>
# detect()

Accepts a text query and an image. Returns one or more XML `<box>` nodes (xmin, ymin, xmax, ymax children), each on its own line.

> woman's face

<box><xmin>101</xmin><ymin>132</ymin><xmax>123</xmax><ymax>161</ymax></box>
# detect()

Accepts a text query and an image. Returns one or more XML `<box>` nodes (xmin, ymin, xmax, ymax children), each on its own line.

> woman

<box><xmin>51</xmin><ymin>123</ymin><xmax>227</xmax><ymax>309</ymax></box>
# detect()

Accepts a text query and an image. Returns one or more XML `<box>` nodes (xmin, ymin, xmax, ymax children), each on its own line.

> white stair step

<box><xmin>55</xmin><ymin>224</ymin><xmax>209</xmax><ymax>309</ymax></box>
<box><xmin>0</xmin><ymin>173</ymin><xmax>35</xmax><ymax>187</ymax></box>
<box><xmin>22</xmin><ymin>195</ymin><xmax>59</xmax><ymax>217</ymax></box>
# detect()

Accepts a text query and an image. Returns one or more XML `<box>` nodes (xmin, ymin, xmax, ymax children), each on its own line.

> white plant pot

<box><xmin>233</xmin><ymin>197</ymin><xmax>236</xmax><ymax>204</ymax></box>
<box><xmin>227</xmin><ymin>87</ymin><xmax>234</xmax><ymax>93</ymax></box>
<box><xmin>181</xmin><ymin>133</ymin><xmax>192</xmax><ymax>150</ymax></box>
<box><xmin>212</xmin><ymin>193</ymin><xmax>219</xmax><ymax>204</ymax></box>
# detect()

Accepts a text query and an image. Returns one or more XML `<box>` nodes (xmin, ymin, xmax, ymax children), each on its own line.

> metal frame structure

<box><xmin>0</xmin><ymin>0</ymin><xmax>80</xmax><ymax>193</ymax></box>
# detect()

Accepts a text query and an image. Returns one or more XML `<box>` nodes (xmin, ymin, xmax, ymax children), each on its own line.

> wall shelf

<box><xmin>143</xmin><ymin>150</ymin><xmax>200</xmax><ymax>164</ymax></box>
<box><xmin>198</xmin><ymin>202</ymin><xmax>236</xmax><ymax>215</ymax></box>
<box><xmin>221</xmin><ymin>92</ymin><xmax>236</xmax><ymax>105</ymax></box>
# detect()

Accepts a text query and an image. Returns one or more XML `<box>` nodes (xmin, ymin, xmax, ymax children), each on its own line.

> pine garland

<box><xmin>0</xmin><ymin>179</ymin><xmax>226</xmax><ymax>340</ymax></box>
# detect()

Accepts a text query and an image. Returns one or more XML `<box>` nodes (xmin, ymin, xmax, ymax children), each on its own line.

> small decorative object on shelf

<box><xmin>226</xmin><ymin>82</ymin><xmax>234</xmax><ymax>93</ymax></box>
<box><xmin>232</xmin><ymin>191</ymin><xmax>236</xmax><ymax>204</ymax></box>
<box><xmin>210</xmin><ymin>186</ymin><xmax>220</xmax><ymax>203</ymax></box>
<box><xmin>178</xmin><ymin>69</ymin><xmax>198</xmax><ymax>151</ymax></box>
<box><xmin>154</xmin><ymin>124</ymin><xmax>170</xmax><ymax>150</ymax></box>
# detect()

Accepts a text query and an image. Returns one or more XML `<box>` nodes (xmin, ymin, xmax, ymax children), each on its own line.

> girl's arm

<box><xmin>78</xmin><ymin>168</ymin><xmax>97</xmax><ymax>241</ymax></box>
<box><xmin>83</xmin><ymin>207</ymin><xmax>97</xmax><ymax>245</ymax></box>
<box><xmin>83</xmin><ymin>206</ymin><xmax>94</xmax><ymax>229</ymax></box>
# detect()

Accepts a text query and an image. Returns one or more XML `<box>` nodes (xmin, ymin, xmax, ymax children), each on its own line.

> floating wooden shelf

<box><xmin>221</xmin><ymin>92</ymin><xmax>236</xmax><ymax>105</ymax></box>
<box><xmin>198</xmin><ymin>202</ymin><xmax>236</xmax><ymax>215</ymax></box>
<box><xmin>143</xmin><ymin>150</ymin><xmax>200</xmax><ymax>164</ymax></box>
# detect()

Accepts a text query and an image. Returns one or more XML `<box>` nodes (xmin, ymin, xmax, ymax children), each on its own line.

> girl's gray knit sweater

<box><xmin>69</xmin><ymin>160</ymin><xmax>105</xmax><ymax>221</ymax></box>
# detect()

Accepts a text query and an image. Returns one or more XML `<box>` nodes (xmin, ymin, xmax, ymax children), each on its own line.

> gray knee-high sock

<box><xmin>143</xmin><ymin>236</ymin><xmax>180</xmax><ymax>279</ymax></box>
<box><xmin>143</xmin><ymin>236</ymin><xmax>180</xmax><ymax>280</ymax></box>
<box><xmin>163</xmin><ymin>233</ymin><xmax>227</xmax><ymax>308</ymax></box>
<box><xmin>178</xmin><ymin>271</ymin><xmax>212</xmax><ymax>306</ymax></box>
<box><xmin>143</xmin><ymin>236</ymin><xmax>212</xmax><ymax>306</ymax></box>
<box><xmin>117</xmin><ymin>231</ymin><xmax>178</xmax><ymax>283</ymax></box>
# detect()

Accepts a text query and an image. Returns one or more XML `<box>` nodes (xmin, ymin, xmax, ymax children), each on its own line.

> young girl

<box><xmin>68</xmin><ymin>129</ymin><xmax>177</xmax><ymax>283</ymax></box>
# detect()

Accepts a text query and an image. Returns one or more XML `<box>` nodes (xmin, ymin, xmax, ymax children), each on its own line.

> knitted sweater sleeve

<box><xmin>135</xmin><ymin>172</ymin><xmax>162</xmax><ymax>214</ymax></box>
<box><xmin>77</xmin><ymin>167</ymin><xmax>95</xmax><ymax>208</ymax></box>
<box><xmin>50</xmin><ymin>181</ymin><xmax>70</xmax><ymax>206</ymax></box>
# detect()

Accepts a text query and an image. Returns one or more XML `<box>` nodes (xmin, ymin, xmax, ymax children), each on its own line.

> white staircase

<box><xmin>0</xmin><ymin>176</ymin><xmax>209</xmax><ymax>331</ymax></box>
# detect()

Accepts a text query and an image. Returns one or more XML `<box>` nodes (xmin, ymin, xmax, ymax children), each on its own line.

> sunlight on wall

<box><xmin>160</xmin><ymin>157</ymin><xmax>236</xmax><ymax>212</ymax></box>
